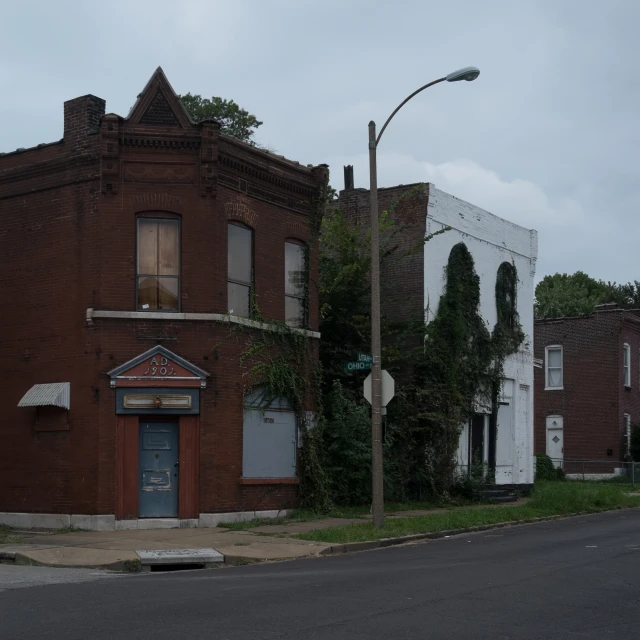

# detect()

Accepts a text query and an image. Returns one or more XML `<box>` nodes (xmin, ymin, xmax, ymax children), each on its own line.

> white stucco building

<box><xmin>424</xmin><ymin>187</ymin><xmax>538</xmax><ymax>487</ymax></box>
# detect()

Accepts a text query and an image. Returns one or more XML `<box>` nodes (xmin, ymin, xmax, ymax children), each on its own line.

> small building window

<box><xmin>243</xmin><ymin>390</ymin><xmax>297</xmax><ymax>479</ymax></box>
<box><xmin>137</xmin><ymin>218</ymin><xmax>179</xmax><ymax>311</ymax></box>
<box><xmin>624</xmin><ymin>413</ymin><xmax>631</xmax><ymax>456</ymax></box>
<box><xmin>545</xmin><ymin>345</ymin><xmax>563</xmax><ymax>389</ymax></box>
<box><xmin>228</xmin><ymin>223</ymin><xmax>253</xmax><ymax>317</ymax></box>
<box><xmin>624</xmin><ymin>343</ymin><xmax>631</xmax><ymax>387</ymax></box>
<box><xmin>285</xmin><ymin>241</ymin><xmax>306</xmax><ymax>328</ymax></box>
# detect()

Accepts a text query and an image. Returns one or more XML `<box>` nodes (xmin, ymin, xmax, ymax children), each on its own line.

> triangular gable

<box><xmin>127</xmin><ymin>67</ymin><xmax>193</xmax><ymax>129</ymax></box>
<box><xmin>108</xmin><ymin>346</ymin><xmax>209</xmax><ymax>389</ymax></box>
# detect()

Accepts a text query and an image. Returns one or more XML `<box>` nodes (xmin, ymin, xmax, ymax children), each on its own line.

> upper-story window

<box><xmin>228</xmin><ymin>223</ymin><xmax>253</xmax><ymax>317</ymax></box>
<box><xmin>285</xmin><ymin>241</ymin><xmax>306</xmax><ymax>328</ymax></box>
<box><xmin>496</xmin><ymin>262</ymin><xmax>517</xmax><ymax>331</ymax></box>
<box><xmin>545</xmin><ymin>345</ymin><xmax>563</xmax><ymax>390</ymax></box>
<box><xmin>137</xmin><ymin>217</ymin><xmax>180</xmax><ymax>311</ymax></box>
<box><xmin>624</xmin><ymin>343</ymin><xmax>631</xmax><ymax>387</ymax></box>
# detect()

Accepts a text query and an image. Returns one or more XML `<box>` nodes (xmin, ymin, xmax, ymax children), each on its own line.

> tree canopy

<box><xmin>535</xmin><ymin>271</ymin><xmax>640</xmax><ymax>319</ymax></box>
<box><xmin>179</xmin><ymin>93</ymin><xmax>263</xmax><ymax>144</ymax></box>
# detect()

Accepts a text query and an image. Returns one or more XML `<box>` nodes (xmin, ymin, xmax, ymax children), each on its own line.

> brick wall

<box><xmin>331</xmin><ymin>183</ymin><xmax>428</xmax><ymax>326</ymax></box>
<box><xmin>534</xmin><ymin>309</ymin><xmax>640</xmax><ymax>467</ymax></box>
<box><xmin>0</xmin><ymin>69</ymin><xmax>325</xmax><ymax>517</ymax></box>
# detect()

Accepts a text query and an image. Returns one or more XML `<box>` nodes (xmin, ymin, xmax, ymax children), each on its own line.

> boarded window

<box><xmin>227</xmin><ymin>223</ymin><xmax>253</xmax><ymax>317</ymax></box>
<box><xmin>243</xmin><ymin>392</ymin><xmax>296</xmax><ymax>478</ymax></box>
<box><xmin>137</xmin><ymin>218</ymin><xmax>179</xmax><ymax>311</ymax></box>
<box><xmin>285</xmin><ymin>241</ymin><xmax>306</xmax><ymax>328</ymax></box>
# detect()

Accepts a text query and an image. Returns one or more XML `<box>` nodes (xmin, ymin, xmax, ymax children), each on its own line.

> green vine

<box><xmin>388</xmin><ymin>247</ymin><xmax>525</xmax><ymax>497</ymax></box>
<box><xmin>215</xmin><ymin>168</ymin><xmax>333</xmax><ymax>512</ymax></box>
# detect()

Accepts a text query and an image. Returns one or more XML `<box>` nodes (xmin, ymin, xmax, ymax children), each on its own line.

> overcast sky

<box><xmin>2</xmin><ymin>0</ymin><xmax>638</xmax><ymax>283</ymax></box>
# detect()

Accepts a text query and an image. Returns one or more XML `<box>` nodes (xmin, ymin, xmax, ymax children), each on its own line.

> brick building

<box><xmin>334</xmin><ymin>173</ymin><xmax>538</xmax><ymax>489</ymax></box>
<box><xmin>534</xmin><ymin>306</ymin><xmax>640</xmax><ymax>476</ymax></box>
<box><xmin>0</xmin><ymin>68</ymin><xmax>327</xmax><ymax>530</ymax></box>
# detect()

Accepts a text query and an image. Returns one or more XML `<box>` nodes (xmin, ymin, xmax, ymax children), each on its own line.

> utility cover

<box><xmin>363</xmin><ymin>370</ymin><xmax>395</xmax><ymax>407</ymax></box>
<box><xmin>136</xmin><ymin>548</ymin><xmax>224</xmax><ymax>565</ymax></box>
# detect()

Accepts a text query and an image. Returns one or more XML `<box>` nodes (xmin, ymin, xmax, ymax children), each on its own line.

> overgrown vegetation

<box><xmin>0</xmin><ymin>526</ymin><xmax>23</xmax><ymax>545</ymax></box>
<box><xmin>295</xmin><ymin>481</ymin><xmax>640</xmax><ymax>543</ymax></box>
<box><xmin>318</xmin><ymin>190</ymin><xmax>525</xmax><ymax>505</ymax></box>
<box><xmin>220</xmin><ymin>176</ymin><xmax>527</xmax><ymax>512</ymax></box>
<box><xmin>535</xmin><ymin>454</ymin><xmax>566</xmax><ymax>481</ymax></box>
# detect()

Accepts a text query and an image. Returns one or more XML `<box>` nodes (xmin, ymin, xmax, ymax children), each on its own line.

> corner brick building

<box><xmin>0</xmin><ymin>68</ymin><xmax>327</xmax><ymax>530</ymax></box>
<box><xmin>535</xmin><ymin>306</ymin><xmax>640</xmax><ymax>476</ymax></box>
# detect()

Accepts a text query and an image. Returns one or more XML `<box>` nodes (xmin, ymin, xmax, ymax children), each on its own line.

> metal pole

<box><xmin>369</xmin><ymin>120</ymin><xmax>384</xmax><ymax>529</ymax></box>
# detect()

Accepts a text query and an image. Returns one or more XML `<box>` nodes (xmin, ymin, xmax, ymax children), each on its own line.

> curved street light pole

<box><xmin>369</xmin><ymin>67</ymin><xmax>480</xmax><ymax>529</ymax></box>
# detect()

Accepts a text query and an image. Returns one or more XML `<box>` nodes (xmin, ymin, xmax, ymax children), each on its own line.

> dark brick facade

<box><xmin>534</xmin><ymin>308</ymin><xmax>640</xmax><ymax>471</ymax></box>
<box><xmin>0</xmin><ymin>68</ymin><xmax>326</xmax><ymax>520</ymax></box>
<box><xmin>331</xmin><ymin>183</ymin><xmax>429</xmax><ymax>326</ymax></box>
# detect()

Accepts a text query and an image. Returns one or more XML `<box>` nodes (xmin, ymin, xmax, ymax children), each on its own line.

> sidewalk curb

<box><xmin>2</xmin><ymin>507</ymin><xmax>636</xmax><ymax>569</ymax></box>
<box><xmin>318</xmin><ymin>507</ymin><xmax>634</xmax><ymax>556</ymax></box>
<box><xmin>0</xmin><ymin>549</ymin><xmax>140</xmax><ymax>572</ymax></box>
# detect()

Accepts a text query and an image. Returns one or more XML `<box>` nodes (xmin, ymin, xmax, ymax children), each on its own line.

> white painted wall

<box><xmin>424</xmin><ymin>186</ymin><xmax>538</xmax><ymax>486</ymax></box>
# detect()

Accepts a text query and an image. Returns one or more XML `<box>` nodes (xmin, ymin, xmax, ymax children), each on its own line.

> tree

<box><xmin>535</xmin><ymin>272</ymin><xmax>640</xmax><ymax>319</ymax></box>
<box><xmin>534</xmin><ymin>272</ymin><xmax>608</xmax><ymax>319</ymax></box>
<box><xmin>179</xmin><ymin>93</ymin><xmax>263</xmax><ymax>144</ymax></box>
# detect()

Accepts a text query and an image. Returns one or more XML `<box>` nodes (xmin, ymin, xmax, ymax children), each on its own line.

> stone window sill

<box><xmin>239</xmin><ymin>478</ymin><xmax>300</xmax><ymax>486</ymax></box>
<box><xmin>86</xmin><ymin>308</ymin><xmax>320</xmax><ymax>339</ymax></box>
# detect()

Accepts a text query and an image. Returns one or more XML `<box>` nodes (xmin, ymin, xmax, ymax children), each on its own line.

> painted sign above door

<box><xmin>108</xmin><ymin>345</ymin><xmax>210</xmax><ymax>389</ymax></box>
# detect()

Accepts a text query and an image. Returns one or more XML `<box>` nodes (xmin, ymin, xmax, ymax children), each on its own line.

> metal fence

<box><xmin>538</xmin><ymin>457</ymin><xmax>640</xmax><ymax>486</ymax></box>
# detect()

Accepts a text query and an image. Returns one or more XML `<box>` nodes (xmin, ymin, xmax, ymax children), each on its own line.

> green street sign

<box><xmin>345</xmin><ymin>360</ymin><xmax>372</xmax><ymax>372</ymax></box>
<box><xmin>357</xmin><ymin>353</ymin><xmax>373</xmax><ymax>363</ymax></box>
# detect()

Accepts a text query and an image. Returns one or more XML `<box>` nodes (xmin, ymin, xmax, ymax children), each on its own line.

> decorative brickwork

<box><xmin>0</xmin><ymin>67</ymin><xmax>327</xmax><ymax>523</ymax></box>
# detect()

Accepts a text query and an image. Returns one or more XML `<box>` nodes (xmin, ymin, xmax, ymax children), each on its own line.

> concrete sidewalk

<box><xmin>0</xmin><ymin>499</ymin><xmax>529</xmax><ymax>570</ymax></box>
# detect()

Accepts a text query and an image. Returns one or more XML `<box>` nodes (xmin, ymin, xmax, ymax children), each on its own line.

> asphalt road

<box><xmin>1</xmin><ymin>509</ymin><xmax>640</xmax><ymax>639</ymax></box>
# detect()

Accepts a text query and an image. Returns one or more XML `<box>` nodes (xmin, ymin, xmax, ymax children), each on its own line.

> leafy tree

<box><xmin>534</xmin><ymin>272</ymin><xmax>609</xmax><ymax>319</ymax></box>
<box><xmin>179</xmin><ymin>93</ymin><xmax>263</xmax><ymax>144</ymax></box>
<box><xmin>534</xmin><ymin>272</ymin><xmax>640</xmax><ymax>319</ymax></box>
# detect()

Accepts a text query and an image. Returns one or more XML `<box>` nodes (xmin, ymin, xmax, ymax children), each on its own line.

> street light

<box><xmin>368</xmin><ymin>66</ymin><xmax>480</xmax><ymax>529</ymax></box>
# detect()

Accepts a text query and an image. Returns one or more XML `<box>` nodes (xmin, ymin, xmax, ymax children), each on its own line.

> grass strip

<box><xmin>295</xmin><ymin>481</ymin><xmax>640</xmax><ymax>544</ymax></box>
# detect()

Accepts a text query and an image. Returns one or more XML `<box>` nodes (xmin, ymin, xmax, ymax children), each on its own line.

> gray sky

<box><xmin>2</xmin><ymin>0</ymin><xmax>638</xmax><ymax>284</ymax></box>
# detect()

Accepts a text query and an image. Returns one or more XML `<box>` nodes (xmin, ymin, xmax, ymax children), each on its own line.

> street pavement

<box><xmin>0</xmin><ymin>565</ymin><xmax>124</xmax><ymax>591</ymax></box>
<box><xmin>1</xmin><ymin>508</ymin><xmax>639</xmax><ymax>639</ymax></box>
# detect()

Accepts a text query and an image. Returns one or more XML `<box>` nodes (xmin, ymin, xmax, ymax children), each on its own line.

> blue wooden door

<box><xmin>139</xmin><ymin>422</ymin><xmax>179</xmax><ymax>518</ymax></box>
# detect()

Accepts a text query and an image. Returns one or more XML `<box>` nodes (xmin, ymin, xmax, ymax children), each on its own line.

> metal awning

<box><xmin>18</xmin><ymin>383</ymin><xmax>70</xmax><ymax>410</ymax></box>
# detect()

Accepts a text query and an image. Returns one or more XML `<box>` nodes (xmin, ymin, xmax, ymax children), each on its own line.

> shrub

<box><xmin>323</xmin><ymin>381</ymin><xmax>371</xmax><ymax>506</ymax></box>
<box><xmin>535</xmin><ymin>454</ymin><xmax>565</xmax><ymax>481</ymax></box>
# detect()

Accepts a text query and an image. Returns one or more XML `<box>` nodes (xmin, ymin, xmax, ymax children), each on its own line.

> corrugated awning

<box><xmin>18</xmin><ymin>383</ymin><xmax>70</xmax><ymax>410</ymax></box>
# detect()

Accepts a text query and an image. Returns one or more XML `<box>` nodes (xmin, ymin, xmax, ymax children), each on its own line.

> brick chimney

<box><xmin>63</xmin><ymin>94</ymin><xmax>106</xmax><ymax>156</ymax></box>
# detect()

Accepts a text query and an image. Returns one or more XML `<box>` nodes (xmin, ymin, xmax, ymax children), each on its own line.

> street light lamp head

<box><xmin>446</xmin><ymin>66</ymin><xmax>480</xmax><ymax>82</ymax></box>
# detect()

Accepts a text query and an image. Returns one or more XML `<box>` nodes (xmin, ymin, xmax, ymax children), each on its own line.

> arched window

<box><xmin>136</xmin><ymin>214</ymin><xmax>180</xmax><ymax>311</ymax></box>
<box><xmin>496</xmin><ymin>262</ymin><xmax>517</xmax><ymax>331</ymax></box>
<box><xmin>228</xmin><ymin>222</ymin><xmax>253</xmax><ymax>317</ymax></box>
<box><xmin>285</xmin><ymin>240</ymin><xmax>306</xmax><ymax>327</ymax></box>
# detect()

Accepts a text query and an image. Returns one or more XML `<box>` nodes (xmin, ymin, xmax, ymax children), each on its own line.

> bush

<box><xmin>323</xmin><ymin>381</ymin><xmax>371</xmax><ymax>506</ymax></box>
<box><xmin>535</xmin><ymin>454</ymin><xmax>565</xmax><ymax>481</ymax></box>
